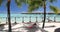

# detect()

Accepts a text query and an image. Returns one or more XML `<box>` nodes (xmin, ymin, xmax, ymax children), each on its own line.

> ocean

<box><xmin>0</xmin><ymin>14</ymin><xmax>60</xmax><ymax>23</ymax></box>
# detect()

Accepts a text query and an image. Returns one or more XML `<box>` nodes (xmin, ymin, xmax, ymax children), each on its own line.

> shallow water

<box><xmin>0</xmin><ymin>14</ymin><xmax>60</xmax><ymax>23</ymax></box>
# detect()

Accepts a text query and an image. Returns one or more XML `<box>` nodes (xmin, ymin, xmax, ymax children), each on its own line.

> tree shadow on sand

<box><xmin>44</xmin><ymin>25</ymin><xmax>56</xmax><ymax>28</ymax></box>
<box><xmin>24</xmin><ymin>25</ymin><xmax>48</xmax><ymax>32</ymax></box>
<box><xmin>24</xmin><ymin>24</ymin><xmax>55</xmax><ymax>32</ymax></box>
<box><xmin>12</xmin><ymin>25</ymin><xmax>48</xmax><ymax>32</ymax></box>
<box><xmin>11</xmin><ymin>24</ymin><xmax>56</xmax><ymax>32</ymax></box>
<box><xmin>54</xmin><ymin>28</ymin><xmax>60</xmax><ymax>32</ymax></box>
<box><xmin>0</xmin><ymin>24</ymin><xmax>5</xmax><ymax>31</ymax></box>
<box><xmin>0</xmin><ymin>23</ymin><xmax>18</xmax><ymax>32</ymax></box>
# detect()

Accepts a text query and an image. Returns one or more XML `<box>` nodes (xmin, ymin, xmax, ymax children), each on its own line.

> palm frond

<box><xmin>50</xmin><ymin>5</ymin><xmax>59</xmax><ymax>14</ymax></box>
<box><xmin>0</xmin><ymin>0</ymin><xmax>4</xmax><ymax>6</ymax></box>
<box><xmin>15</xmin><ymin>0</ymin><xmax>27</xmax><ymax>7</ymax></box>
<box><xmin>49</xmin><ymin>0</ymin><xmax>57</xmax><ymax>3</ymax></box>
<box><xmin>28</xmin><ymin>0</ymin><xmax>43</xmax><ymax>12</ymax></box>
<box><xmin>28</xmin><ymin>6</ymin><xmax>36</xmax><ymax>13</ymax></box>
<box><xmin>15</xmin><ymin>0</ymin><xmax>22</xmax><ymax>7</ymax></box>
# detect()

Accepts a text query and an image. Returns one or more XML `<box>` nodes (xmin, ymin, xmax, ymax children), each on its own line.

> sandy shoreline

<box><xmin>0</xmin><ymin>22</ymin><xmax>60</xmax><ymax>32</ymax></box>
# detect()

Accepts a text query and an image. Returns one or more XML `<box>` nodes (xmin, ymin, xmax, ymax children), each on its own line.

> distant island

<box><xmin>21</xmin><ymin>13</ymin><xmax>60</xmax><ymax>14</ymax></box>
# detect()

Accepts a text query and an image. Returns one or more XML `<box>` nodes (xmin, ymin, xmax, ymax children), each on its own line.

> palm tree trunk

<box><xmin>7</xmin><ymin>0</ymin><xmax>12</xmax><ymax>32</ymax></box>
<box><xmin>42</xmin><ymin>0</ymin><xmax>46</xmax><ymax>29</ymax></box>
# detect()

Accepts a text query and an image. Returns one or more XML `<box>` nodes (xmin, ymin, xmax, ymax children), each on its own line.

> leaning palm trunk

<box><xmin>7</xmin><ymin>0</ymin><xmax>12</xmax><ymax>32</ymax></box>
<box><xmin>42</xmin><ymin>0</ymin><xmax>46</xmax><ymax>29</ymax></box>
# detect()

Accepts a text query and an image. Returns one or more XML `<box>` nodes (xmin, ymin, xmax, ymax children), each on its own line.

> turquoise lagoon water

<box><xmin>0</xmin><ymin>14</ymin><xmax>60</xmax><ymax>23</ymax></box>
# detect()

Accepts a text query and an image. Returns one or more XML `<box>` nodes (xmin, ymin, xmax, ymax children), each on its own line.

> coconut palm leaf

<box><xmin>28</xmin><ymin>0</ymin><xmax>44</xmax><ymax>12</ymax></box>
<box><xmin>15</xmin><ymin>0</ymin><xmax>27</xmax><ymax>7</ymax></box>
<box><xmin>28</xmin><ymin>0</ymin><xmax>57</xmax><ymax>13</ymax></box>
<box><xmin>26</xmin><ymin>0</ymin><xmax>59</xmax><ymax>29</ymax></box>
<box><xmin>0</xmin><ymin>0</ymin><xmax>4</xmax><ymax>6</ymax></box>
<box><xmin>49</xmin><ymin>0</ymin><xmax>57</xmax><ymax>3</ymax></box>
<box><xmin>28</xmin><ymin>4</ymin><xmax>40</xmax><ymax>12</ymax></box>
<box><xmin>15</xmin><ymin>0</ymin><xmax>22</xmax><ymax>7</ymax></box>
<box><xmin>50</xmin><ymin>5</ymin><xmax>59</xmax><ymax>14</ymax></box>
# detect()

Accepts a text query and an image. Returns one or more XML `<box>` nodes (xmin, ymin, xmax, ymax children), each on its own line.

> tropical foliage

<box><xmin>15</xmin><ymin>0</ymin><xmax>59</xmax><ymax>13</ymax></box>
<box><xmin>0</xmin><ymin>0</ymin><xmax>4</xmax><ymax>5</ymax></box>
<box><xmin>0</xmin><ymin>0</ymin><xmax>60</xmax><ymax>32</ymax></box>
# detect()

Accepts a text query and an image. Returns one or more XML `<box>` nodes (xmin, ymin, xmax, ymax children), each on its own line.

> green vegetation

<box><xmin>0</xmin><ymin>0</ymin><xmax>60</xmax><ymax>32</ymax></box>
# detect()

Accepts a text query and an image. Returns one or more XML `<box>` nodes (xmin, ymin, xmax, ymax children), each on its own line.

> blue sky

<box><xmin>0</xmin><ymin>0</ymin><xmax>60</xmax><ymax>14</ymax></box>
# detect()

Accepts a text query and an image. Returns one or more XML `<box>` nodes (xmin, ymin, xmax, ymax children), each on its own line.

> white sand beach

<box><xmin>0</xmin><ymin>22</ymin><xmax>60</xmax><ymax>32</ymax></box>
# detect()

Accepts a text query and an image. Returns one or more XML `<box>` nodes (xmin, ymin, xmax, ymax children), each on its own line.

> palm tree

<box><xmin>0</xmin><ymin>0</ymin><xmax>27</xmax><ymax>32</ymax></box>
<box><xmin>26</xmin><ymin>0</ymin><xmax>59</xmax><ymax>29</ymax></box>
<box><xmin>0</xmin><ymin>0</ymin><xmax>59</xmax><ymax>32</ymax></box>
<box><xmin>0</xmin><ymin>0</ymin><xmax>26</xmax><ymax>32</ymax></box>
<box><xmin>7</xmin><ymin>0</ymin><xmax>12</xmax><ymax>32</ymax></box>
<box><xmin>0</xmin><ymin>0</ymin><xmax>12</xmax><ymax>32</ymax></box>
<box><xmin>10</xmin><ymin>0</ymin><xmax>59</xmax><ymax>29</ymax></box>
<box><xmin>42</xmin><ymin>0</ymin><xmax>59</xmax><ymax>29</ymax></box>
<box><xmin>42</xmin><ymin>0</ymin><xmax>46</xmax><ymax>29</ymax></box>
